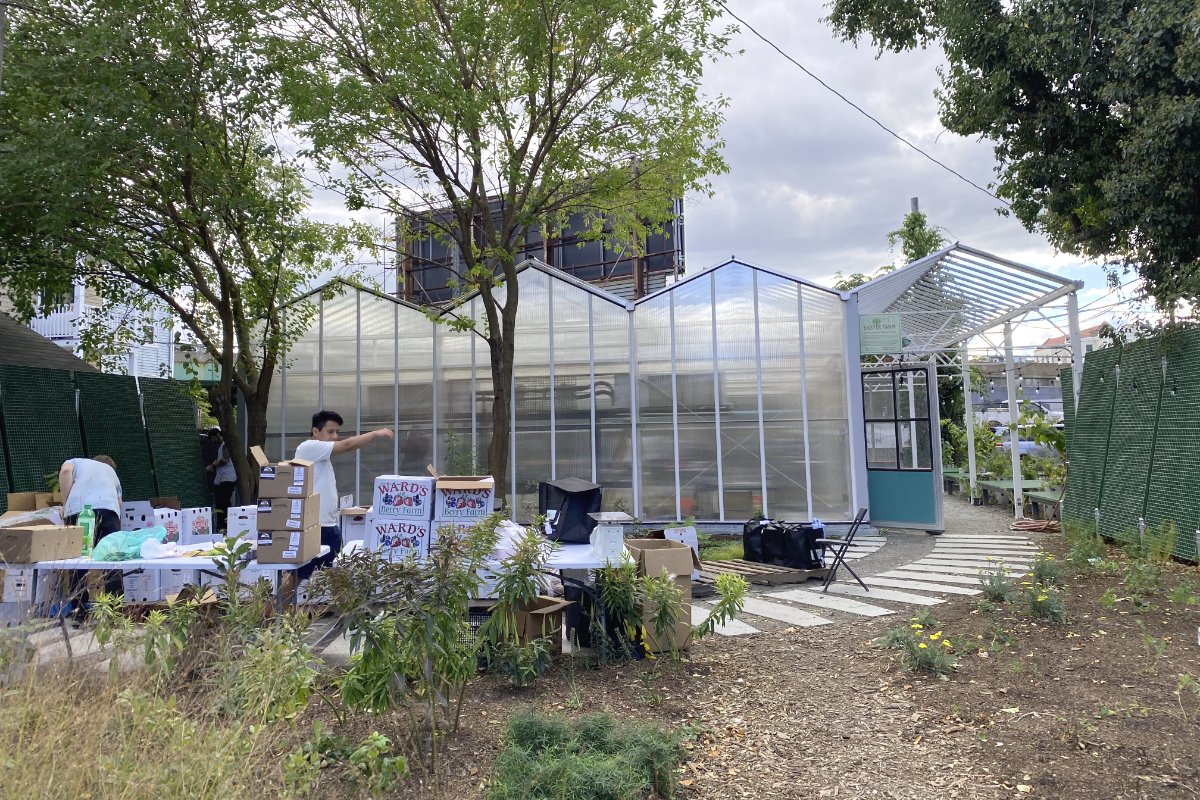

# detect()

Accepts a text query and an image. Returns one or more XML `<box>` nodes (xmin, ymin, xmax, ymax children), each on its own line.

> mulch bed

<box><xmin>304</xmin><ymin>532</ymin><xmax>1200</xmax><ymax>800</ymax></box>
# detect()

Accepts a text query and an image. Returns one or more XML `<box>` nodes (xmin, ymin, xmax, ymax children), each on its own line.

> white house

<box><xmin>22</xmin><ymin>283</ymin><xmax>173</xmax><ymax>377</ymax></box>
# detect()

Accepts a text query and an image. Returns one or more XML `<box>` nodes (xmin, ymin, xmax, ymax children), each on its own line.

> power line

<box><xmin>714</xmin><ymin>0</ymin><xmax>1008</xmax><ymax>206</ymax></box>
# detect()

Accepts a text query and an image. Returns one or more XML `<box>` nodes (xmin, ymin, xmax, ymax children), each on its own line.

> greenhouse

<box><xmin>264</xmin><ymin>259</ymin><xmax>859</xmax><ymax>522</ymax></box>
<box><xmin>264</xmin><ymin>245</ymin><xmax>1086</xmax><ymax>526</ymax></box>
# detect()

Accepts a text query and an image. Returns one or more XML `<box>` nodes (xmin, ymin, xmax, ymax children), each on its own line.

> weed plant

<box><xmin>1167</xmin><ymin>577</ymin><xmax>1199</xmax><ymax>606</ymax></box>
<box><xmin>487</xmin><ymin>711</ymin><xmax>687</xmax><ymax>800</ymax></box>
<box><xmin>1122</xmin><ymin>561</ymin><xmax>1164</xmax><ymax>609</ymax></box>
<box><xmin>874</xmin><ymin>615</ymin><xmax>958</xmax><ymax>676</ymax></box>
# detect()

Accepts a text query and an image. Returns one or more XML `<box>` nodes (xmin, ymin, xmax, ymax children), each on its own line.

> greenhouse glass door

<box><xmin>862</xmin><ymin>365</ymin><xmax>944</xmax><ymax>532</ymax></box>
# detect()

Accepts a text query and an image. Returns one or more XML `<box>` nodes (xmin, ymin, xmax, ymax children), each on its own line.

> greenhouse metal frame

<box><xmin>266</xmin><ymin>259</ymin><xmax>862</xmax><ymax>522</ymax></box>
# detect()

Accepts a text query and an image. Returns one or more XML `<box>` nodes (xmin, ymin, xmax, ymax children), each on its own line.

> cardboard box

<box><xmin>624</xmin><ymin>538</ymin><xmax>702</xmax><ymax>587</ymax></box>
<box><xmin>651</xmin><ymin>526</ymin><xmax>701</xmax><ymax>580</ymax></box>
<box><xmin>181</xmin><ymin>507</ymin><xmax>213</xmax><ymax>543</ymax></box>
<box><xmin>1</xmin><ymin>567</ymin><xmax>33</xmax><ymax>602</ymax></box>
<box><xmin>370</xmin><ymin>476</ymin><xmax>434</xmax><ymax>520</ymax></box>
<box><xmin>252</xmin><ymin>445</ymin><xmax>314</xmax><ymax>498</ymax></box>
<box><xmin>297</xmin><ymin>578</ymin><xmax>330</xmax><ymax>605</ymax></box>
<box><xmin>640</xmin><ymin>615</ymin><xmax>693</xmax><ymax>654</ymax></box>
<box><xmin>6</xmin><ymin>492</ymin><xmax>38</xmax><ymax>514</ymax></box>
<box><xmin>255</xmin><ymin>525</ymin><xmax>321</xmax><ymax>564</ymax></box>
<box><xmin>153</xmin><ymin>508</ymin><xmax>182</xmax><ymax>544</ymax></box>
<box><xmin>0</xmin><ymin>525</ymin><xmax>84</xmax><ymax>563</ymax></box>
<box><xmin>256</xmin><ymin>497</ymin><xmax>319</xmax><ymax>532</ymax></box>
<box><xmin>122</xmin><ymin>571</ymin><xmax>160</xmax><ymax>603</ymax></box>
<box><xmin>430</xmin><ymin>518</ymin><xmax>474</xmax><ymax>552</ymax></box>
<box><xmin>369</xmin><ymin>516</ymin><xmax>433</xmax><ymax>562</ymax></box>
<box><xmin>513</xmin><ymin>595</ymin><xmax>572</xmax><ymax>655</ymax></box>
<box><xmin>227</xmin><ymin>505</ymin><xmax>258</xmax><ymax>540</ymax></box>
<box><xmin>199</xmin><ymin>567</ymin><xmax>277</xmax><ymax>593</ymax></box>
<box><xmin>160</xmin><ymin>569</ymin><xmax>197</xmax><ymax>598</ymax></box>
<box><xmin>149</xmin><ymin>497</ymin><xmax>182</xmax><ymax>510</ymax></box>
<box><xmin>339</xmin><ymin>506</ymin><xmax>369</xmax><ymax>543</ymax></box>
<box><xmin>34</xmin><ymin>493</ymin><xmax>59</xmax><ymax>510</ymax></box>
<box><xmin>432</xmin><ymin>474</ymin><xmax>495</xmax><ymax>520</ymax></box>
<box><xmin>121</xmin><ymin>501</ymin><xmax>155</xmax><ymax>531</ymax></box>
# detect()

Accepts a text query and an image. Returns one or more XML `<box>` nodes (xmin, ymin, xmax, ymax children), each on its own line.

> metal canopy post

<box><xmin>1067</xmin><ymin>291</ymin><xmax>1083</xmax><ymax>413</ymax></box>
<box><xmin>961</xmin><ymin>345</ymin><xmax>978</xmax><ymax>497</ymax></box>
<box><xmin>1004</xmin><ymin>323</ymin><xmax>1024</xmax><ymax>519</ymax></box>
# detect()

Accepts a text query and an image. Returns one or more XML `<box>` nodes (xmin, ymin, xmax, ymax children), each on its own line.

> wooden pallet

<box><xmin>697</xmin><ymin>559</ymin><xmax>829</xmax><ymax>587</ymax></box>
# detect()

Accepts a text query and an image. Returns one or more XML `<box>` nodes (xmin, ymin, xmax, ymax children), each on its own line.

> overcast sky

<box><xmin>306</xmin><ymin>0</ymin><xmax>1147</xmax><ymax>349</ymax></box>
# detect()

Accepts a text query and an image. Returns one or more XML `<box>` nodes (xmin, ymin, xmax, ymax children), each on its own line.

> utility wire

<box><xmin>715</xmin><ymin>0</ymin><xmax>1008</xmax><ymax>206</ymax></box>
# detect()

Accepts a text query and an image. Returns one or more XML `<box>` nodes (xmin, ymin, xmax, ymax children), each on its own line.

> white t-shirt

<box><xmin>294</xmin><ymin>439</ymin><xmax>337</xmax><ymax>528</ymax></box>
<box><xmin>64</xmin><ymin>458</ymin><xmax>123</xmax><ymax>517</ymax></box>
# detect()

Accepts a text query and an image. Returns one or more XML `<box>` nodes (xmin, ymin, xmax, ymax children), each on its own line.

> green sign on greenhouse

<box><xmin>859</xmin><ymin>313</ymin><xmax>903</xmax><ymax>354</ymax></box>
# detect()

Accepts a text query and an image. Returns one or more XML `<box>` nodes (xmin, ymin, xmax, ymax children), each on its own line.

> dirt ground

<box><xmin>306</xmin><ymin>498</ymin><xmax>1200</xmax><ymax>800</ymax></box>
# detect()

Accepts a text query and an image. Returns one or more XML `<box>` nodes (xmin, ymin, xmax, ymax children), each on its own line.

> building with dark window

<box><xmin>398</xmin><ymin>199</ymin><xmax>685</xmax><ymax>304</ymax></box>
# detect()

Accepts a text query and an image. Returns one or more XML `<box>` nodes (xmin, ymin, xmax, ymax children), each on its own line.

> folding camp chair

<box><xmin>817</xmin><ymin>507</ymin><xmax>869</xmax><ymax>592</ymax></box>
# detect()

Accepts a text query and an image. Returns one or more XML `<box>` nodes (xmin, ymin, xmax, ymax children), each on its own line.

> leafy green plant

<box><xmin>283</xmin><ymin>724</ymin><xmax>407</xmax><ymax>797</ymax></box>
<box><xmin>229</xmin><ymin>620</ymin><xmax>317</xmax><ymax>721</ymax></box>
<box><xmin>1122</xmin><ymin>561</ymin><xmax>1164</xmax><ymax>608</ymax></box>
<box><xmin>1031</xmin><ymin>553</ymin><xmax>1063</xmax><ymax>587</ymax></box>
<box><xmin>1175</xmin><ymin>674</ymin><xmax>1200</xmax><ymax>722</ymax></box>
<box><xmin>911</xmin><ymin>608</ymin><xmax>939</xmax><ymax>628</ymax></box>
<box><xmin>979</xmin><ymin>564</ymin><xmax>1015</xmax><ymax>602</ymax></box>
<box><xmin>874</xmin><ymin>619</ymin><xmax>957</xmax><ymax>675</ymax></box>
<box><xmin>692</xmin><ymin>574</ymin><xmax>749</xmax><ymax>639</ymax></box>
<box><xmin>487</xmin><ymin>711</ymin><xmax>687</xmax><ymax>800</ymax></box>
<box><xmin>492</xmin><ymin>638</ymin><xmax>554</xmax><ymax>689</ymax></box>
<box><xmin>1023</xmin><ymin>586</ymin><xmax>1067</xmax><ymax>623</ymax></box>
<box><xmin>1065</xmin><ymin>524</ymin><xmax>1108</xmax><ymax>573</ymax></box>
<box><xmin>594</xmin><ymin>556</ymin><xmax>644</xmax><ymax>660</ymax></box>
<box><xmin>1099</xmin><ymin>588</ymin><xmax>1117</xmax><ymax>609</ymax></box>
<box><xmin>643</xmin><ymin>569</ymin><xmax>685</xmax><ymax>657</ymax></box>
<box><xmin>1167</xmin><ymin>577</ymin><xmax>1199</xmax><ymax>606</ymax></box>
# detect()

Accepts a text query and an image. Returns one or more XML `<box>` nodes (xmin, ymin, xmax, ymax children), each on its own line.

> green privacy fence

<box><xmin>0</xmin><ymin>366</ymin><xmax>209</xmax><ymax>514</ymax></box>
<box><xmin>1062</xmin><ymin>330</ymin><xmax>1200</xmax><ymax>562</ymax></box>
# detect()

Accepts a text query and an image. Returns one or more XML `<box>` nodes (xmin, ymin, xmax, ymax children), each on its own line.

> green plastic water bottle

<box><xmin>79</xmin><ymin>504</ymin><xmax>95</xmax><ymax>558</ymax></box>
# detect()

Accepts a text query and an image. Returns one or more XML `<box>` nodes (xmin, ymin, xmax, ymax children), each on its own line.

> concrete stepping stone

<box><xmin>737</xmin><ymin>596</ymin><xmax>833</xmax><ymax>627</ymax></box>
<box><xmin>691</xmin><ymin>603</ymin><xmax>761</xmax><ymax>636</ymax></box>
<box><xmin>765</xmin><ymin>588</ymin><xmax>894</xmax><ymax>617</ymax></box>
<box><xmin>864</xmin><ymin>577</ymin><xmax>982</xmax><ymax>596</ymax></box>
<box><xmin>912</xmin><ymin>563</ymin><xmax>1028</xmax><ymax>578</ymax></box>
<box><xmin>933</xmin><ymin>547</ymin><xmax>1040</xmax><ymax>557</ymax></box>
<box><xmin>824</xmin><ymin>583</ymin><xmax>944</xmax><ymax>606</ymax></box>
<box><xmin>937</xmin><ymin>535</ymin><xmax>1034</xmax><ymax>542</ymax></box>
<box><xmin>879</xmin><ymin>570</ymin><xmax>986</xmax><ymax>586</ymax></box>
<box><xmin>910</xmin><ymin>560</ymin><xmax>1029</xmax><ymax>574</ymax></box>
<box><xmin>921</xmin><ymin>553</ymin><xmax>1032</xmax><ymax>563</ymax></box>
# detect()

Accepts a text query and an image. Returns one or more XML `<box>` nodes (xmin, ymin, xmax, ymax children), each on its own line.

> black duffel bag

<box><xmin>743</xmin><ymin>518</ymin><xmax>772</xmax><ymax>563</ymax></box>
<box><xmin>743</xmin><ymin>519</ymin><xmax>824</xmax><ymax>569</ymax></box>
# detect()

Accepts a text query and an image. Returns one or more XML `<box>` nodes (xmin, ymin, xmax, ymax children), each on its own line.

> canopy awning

<box><xmin>851</xmin><ymin>243</ymin><xmax>1083</xmax><ymax>355</ymax></box>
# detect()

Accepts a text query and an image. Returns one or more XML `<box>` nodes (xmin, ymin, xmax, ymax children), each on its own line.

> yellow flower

<box><xmin>918</xmin><ymin>643</ymin><xmax>928</xmax><ymax>649</ymax></box>
<box><xmin>929</xmin><ymin>632</ymin><xmax>941</xmax><ymax>641</ymax></box>
<box><xmin>911</xmin><ymin>624</ymin><xmax>923</xmax><ymax>629</ymax></box>
<box><xmin>1037</xmin><ymin>595</ymin><xmax>1048</xmax><ymax>602</ymax></box>
<box><xmin>942</xmin><ymin>640</ymin><xmax>953</xmax><ymax>648</ymax></box>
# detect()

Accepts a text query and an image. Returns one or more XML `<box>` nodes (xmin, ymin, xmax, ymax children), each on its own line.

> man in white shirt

<box><xmin>59</xmin><ymin>455</ymin><xmax>124</xmax><ymax>614</ymax></box>
<box><xmin>60</xmin><ymin>455</ymin><xmax>123</xmax><ymax>541</ymax></box>
<box><xmin>293</xmin><ymin>410</ymin><xmax>393</xmax><ymax>582</ymax></box>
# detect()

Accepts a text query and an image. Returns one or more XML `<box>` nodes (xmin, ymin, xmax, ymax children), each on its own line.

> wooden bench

<box><xmin>942</xmin><ymin>468</ymin><xmax>968</xmax><ymax>494</ymax></box>
<box><xmin>977</xmin><ymin>478</ymin><xmax>1046</xmax><ymax>508</ymax></box>
<box><xmin>1024</xmin><ymin>489</ymin><xmax>1063</xmax><ymax>520</ymax></box>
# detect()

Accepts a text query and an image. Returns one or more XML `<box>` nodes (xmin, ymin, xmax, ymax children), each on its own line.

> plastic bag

<box><xmin>0</xmin><ymin>508</ymin><xmax>65</xmax><ymax>528</ymax></box>
<box><xmin>92</xmin><ymin>526</ymin><xmax>167</xmax><ymax>562</ymax></box>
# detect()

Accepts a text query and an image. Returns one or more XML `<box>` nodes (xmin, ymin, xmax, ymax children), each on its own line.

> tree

<box><xmin>270</xmin><ymin>0</ymin><xmax>732</xmax><ymax>500</ymax></box>
<box><xmin>824</xmin><ymin>0</ymin><xmax>1200</xmax><ymax>312</ymax></box>
<box><xmin>832</xmin><ymin>209</ymin><xmax>946</xmax><ymax>290</ymax></box>
<box><xmin>0</xmin><ymin>0</ymin><xmax>361</xmax><ymax>503</ymax></box>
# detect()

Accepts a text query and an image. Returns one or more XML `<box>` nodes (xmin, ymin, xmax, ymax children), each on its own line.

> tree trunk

<box><xmin>486</xmin><ymin>332</ymin><xmax>515</xmax><ymax>510</ymax></box>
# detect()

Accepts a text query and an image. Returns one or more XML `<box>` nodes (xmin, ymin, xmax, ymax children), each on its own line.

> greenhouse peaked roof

<box><xmin>850</xmin><ymin>243</ymin><xmax>1083</xmax><ymax>354</ymax></box>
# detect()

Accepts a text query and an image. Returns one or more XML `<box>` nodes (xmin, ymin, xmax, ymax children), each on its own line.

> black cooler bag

<box><xmin>538</xmin><ymin>478</ymin><xmax>603</xmax><ymax>544</ymax></box>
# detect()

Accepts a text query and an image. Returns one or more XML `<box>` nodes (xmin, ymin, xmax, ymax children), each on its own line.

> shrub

<box><xmin>874</xmin><ymin>618</ymin><xmax>958</xmax><ymax>676</ymax></box>
<box><xmin>487</xmin><ymin>711</ymin><xmax>687</xmax><ymax>800</ymax></box>
<box><xmin>1123</xmin><ymin>561</ymin><xmax>1164</xmax><ymax>608</ymax></box>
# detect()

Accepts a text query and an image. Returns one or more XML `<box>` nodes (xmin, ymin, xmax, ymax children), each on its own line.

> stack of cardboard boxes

<box><xmin>0</xmin><ymin>492</ymin><xmax>82</xmax><ymax>627</ymax></box>
<box><xmin>364</xmin><ymin>471</ymin><xmax>497</xmax><ymax>561</ymax></box>
<box><xmin>251</xmin><ymin>447</ymin><xmax>322</xmax><ymax>565</ymax></box>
